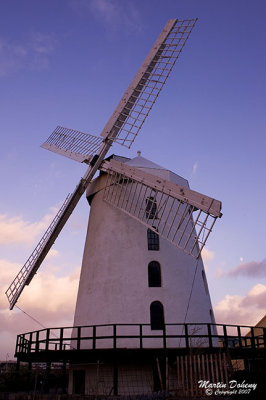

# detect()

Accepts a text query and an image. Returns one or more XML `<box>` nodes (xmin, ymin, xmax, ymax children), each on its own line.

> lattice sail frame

<box><xmin>100</xmin><ymin>19</ymin><xmax>197</xmax><ymax>148</ymax></box>
<box><xmin>41</xmin><ymin>126</ymin><xmax>103</xmax><ymax>163</ymax></box>
<box><xmin>5</xmin><ymin>194</ymin><xmax>72</xmax><ymax>309</ymax></box>
<box><xmin>101</xmin><ymin>160</ymin><xmax>222</xmax><ymax>258</ymax></box>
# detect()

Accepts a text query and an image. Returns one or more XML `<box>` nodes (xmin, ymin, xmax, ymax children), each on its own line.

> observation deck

<box><xmin>15</xmin><ymin>322</ymin><xmax>266</xmax><ymax>364</ymax></box>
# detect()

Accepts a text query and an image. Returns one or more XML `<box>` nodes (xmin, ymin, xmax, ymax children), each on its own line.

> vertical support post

<box><xmin>63</xmin><ymin>362</ymin><xmax>67</xmax><ymax>394</ymax></box>
<box><xmin>15</xmin><ymin>335</ymin><xmax>20</xmax><ymax>354</ymax></box>
<box><xmin>77</xmin><ymin>326</ymin><xmax>81</xmax><ymax>351</ymax></box>
<box><xmin>60</xmin><ymin>328</ymin><xmax>64</xmax><ymax>351</ymax></box>
<box><xmin>45</xmin><ymin>329</ymin><xmax>50</xmax><ymax>352</ymax></box>
<box><xmin>27</xmin><ymin>362</ymin><xmax>32</xmax><ymax>392</ymax></box>
<box><xmin>210</xmin><ymin>353</ymin><xmax>214</xmax><ymax>381</ymax></box>
<box><xmin>16</xmin><ymin>359</ymin><xmax>20</xmax><ymax>372</ymax></box>
<box><xmin>223</xmin><ymin>325</ymin><xmax>228</xmax><ymax>349</ymax></box>
<box><xmin>113</xmin><ymin>360</ymin><xmax>118</xmax><ymax>396</ymax></box>
<box><xmin>93</xmin><ymin>326</ymin><xmax>96</xmax><ymax>350</ymax></box>
<box><xmin>263</xmin><ymin>328</ymin><xmax>266</xmax><ymax>348</ymax></box>
<box><xmin>113</xmin><ymin>324</ymin><xmax>117</xmax><ymax>349</ymax></box>
<box><xmin>180</xmin><ymin>356</ymin><xmax>185</xmax><ymax>394</ymax></box>
<box><xmin>156</xmin><ymin>358</ymin><xmax>164</xmax><ymax>391</ymax></box>
<box><xmin>237</xmin><ymin>326</ymin><xmax>242</xmax><ymax>348</ymax></box>
<box><xmin>36</xmin><ymin>331</ymin><xmax>39</xmax><ymax>352</ymax></box>
<box><xmin>176</xmin><ymin>356</ymin><xmax>180</xmax><ymax>392</ymax></box>
<box><xmin>250</xmin><ymin>327</ymin><xmax>255</xmax><ymax>349</ymax></box>
<box><xmin>223</xmin><ymin>353</ymin><xmax>229</xmax><ymax>388</ymax></box>
<box><xmin>165</xmin><ymin>357</ymin><xmax>169</xmax><ymax>392</ymax></box>
<box><xmin>139</xmin><ymin>324</ymin><xmax>143</xmax><ymax>349</ymax></box>
<box><xmin>16</xmin><ymin>359</ymin><xmax>20</xmax><ymax>391</ymax></box>
<box><xmin>208</xmin><ymin>324</ymin><xmax>213</xmax><ymax>348</ymax></box>
<box><xmin>44</xmin><ymin>361</ymin><xmax>51</xmax><ymax>394</ymax></box>
<box><xmin>28</xmin><ymin>332</ymin><xmax>32</xmax><ymax>354</ymax></box>
<box><xmin>184</xmin><ymin>324</ymin><xmax>189</xmax><ymax>348</ymax></box>
<box><xmin>163</xmin><ymin>325</ymin><xmax>167</xmax><ymax>349</ymax></box>
<box><xmin>189</xmin><ymin>354</ymin><xmax>193</xmax><ymax>397</ymax></box>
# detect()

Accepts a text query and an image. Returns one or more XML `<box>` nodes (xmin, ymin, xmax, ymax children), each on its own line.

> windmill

<box><xmin>6</xmin><ymin>19</ymin><xmax>266</xmax><ymax>398</ymax></box>
<box><xmin>6</xmin><ymin>18</ymin><xmax>221</xmax><ymax>312</ymax></box>
<box><xmin>5</xmin><ymin>18</ymin><xmax>224</xmax><ymax>395</ymax></box>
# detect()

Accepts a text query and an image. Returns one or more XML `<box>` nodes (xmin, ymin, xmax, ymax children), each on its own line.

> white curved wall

<box><xmin>73</xmin><ymin>156</ymin><xmax>215</xmax><ymax>348</ymax></box>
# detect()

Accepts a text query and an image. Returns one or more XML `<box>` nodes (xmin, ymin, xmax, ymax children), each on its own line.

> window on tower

<box><xmin>147</xmin><ymin>228</ymin><xmax>160</xmax><ymax>250</ymax></box>
<box><xmin>145</xmin><ymin>196</ymin><xmax>157</xmax><ymax>219</ymax></box>
<box><xmin>148</xmin><ymin>261</ymin><xmax>161</xmax><ymax>287</ymax></box>
<box><xmin>150</xmin><ymin>301</ymin><xmax>165</xmax><ymax>330</ymax></box>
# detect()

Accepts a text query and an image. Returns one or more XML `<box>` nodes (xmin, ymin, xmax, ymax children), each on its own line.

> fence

<box><xmin>16</xmin><ymin>322</ymin><xmax>266</xmax><ymax>357</ymax></box>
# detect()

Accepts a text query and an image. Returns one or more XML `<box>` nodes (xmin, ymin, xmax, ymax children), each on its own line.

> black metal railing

<box><xmin>15</xmin><ymin>322</ymin><xmax>266</xmax><ymax>356</ymax></box>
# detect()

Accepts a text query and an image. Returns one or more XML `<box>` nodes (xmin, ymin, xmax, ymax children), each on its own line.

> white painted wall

<box><xmin>73</xmin><ymin>155</ymin><xmax>215</xmax><ymax>348</ymax></box>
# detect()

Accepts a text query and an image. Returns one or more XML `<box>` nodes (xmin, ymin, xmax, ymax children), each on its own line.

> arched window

<box><xmin>150</xmin><ymin>301</ymin><xmax>165</xmax><ymax>330</ymax></box>
<box><xmin>147</xmin><ymin>228</ymin><xmax>159</xmax><ymax>250</ymax></box>
<box><xmin>145</xmin><ymin>196</ymin><xmax>157</xmax><ymax>219</ymax></box>
<box><xmin>148</xmin><ymin>261</ymin><xmax>161</xmax><ymax>287</ymax></box>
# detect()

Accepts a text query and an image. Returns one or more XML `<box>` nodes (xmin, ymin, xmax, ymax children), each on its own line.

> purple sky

<box><xmin>1</xmin><ymin>0</ymin><xmax>266</xmax><ymax>360</ymax></box>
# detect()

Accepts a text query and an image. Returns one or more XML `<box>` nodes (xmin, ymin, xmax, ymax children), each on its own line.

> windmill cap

<box><xmin>86</xmin><ymin>154</ymin><xmax>189</xmax><ymax>202</ymax></box>
<box><xmin>125</xmin><ymin>155</ymin><xmax>189</xmax><ymax>187</ymax></box>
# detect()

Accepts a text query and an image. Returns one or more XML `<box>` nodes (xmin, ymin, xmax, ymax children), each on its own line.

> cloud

<box><xmin>241</xmin><ymin>284</ymin><xmax>266</xmax><ymax>309</ymax></box>
<box><xmin>192</xmin><ymin>162</ymin><xmax>198</xmax><ymax>175</ymax></box>
<box><xmin>46</xmin><ymin>249</ymin><xmax>59</xmax><ymax>259</ymax></box>
<box><xmin>201</xmin><ymin>247</ymin><xmax>214</xmax><ymax>272</ymax></box>
<box><xmin>69</xmin><ymin>213</ymin><xmax>88</xmax><ymax>233</ymax></box>
<box><xmin>202</xmin><ymin>247</ymin><xmax>214</xmax><ymax>263</ymax></box>
<box><xmin>226</xmin><ymin>258</ymin><xmax>266</xmax><ymax>278</ymax></box>
<box><xmin>69</xmin><ymin>0</ymin><xmax>142</xmax><ymax>33</ymax></box>
<box><xmin>0</xmin><ymin>32</ymin><xmax>58</xmax><ymax>76</ymax></box>
<box><xmin>0</xmin><ymin>207</ymin><xmax>58</xmax><ymax>246</ymax></box>
<box><xmin>0</xmin><ymin>257</ymin><xmax>80</xmax><ymax>360</ymax></box>
<box><xmin>214</xmin><ymin>283</ymin><xmax>266</xmax><ymax>326</ymax></box>
<box><xmin>90</xmin><ymin>0</ymin><xmax>118</xmax><ymax>23</ymax></box>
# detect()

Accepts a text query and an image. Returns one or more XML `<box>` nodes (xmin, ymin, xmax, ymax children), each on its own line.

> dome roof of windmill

<box><xmin>124</xmin><ymin>154</ymin><xmax>189</xmax><ymax>187</ymax></box>
<box><xmin>86</xmin><ymin>154</ymin><xmax>189</xmax><ymax>200</ymax></box>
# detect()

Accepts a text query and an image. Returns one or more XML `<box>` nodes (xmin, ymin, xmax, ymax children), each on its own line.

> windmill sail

<box><xmin>41</xmin><ymin>126</ymin><xmax>103</xmax><ymax>163</ymax></box>
<box><xmin>100</xmin><ymin>159</ymin><xmax>222</xmax><ymax>258</ymax></box>
<box><xmin>5</xmin><ymin>179</ymin><xmax>88</xmax><ymax>310</ymax></box>
<box><xmin>6</xmin><ymin>18</ymin><xmax>197</xmax><ymax>309</ymax></box>
<box><xmin>100</xmin><ymin>19</ymin><xmax>197</xmax><ymax>148</ymax></box>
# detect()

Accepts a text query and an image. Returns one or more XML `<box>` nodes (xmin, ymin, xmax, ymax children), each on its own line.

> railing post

<box><xmin>15</xmin><ymin>335</ymin><xmax>20</xmax><ymax>354</ymax></box>
<box><xmin>77</xmin><ymin>326</ymin><xmax>81</xmax><ymax>350</ymax></box>
<box><xmin>139</xmin><ymin>324</ymin><xmax>143</xmax><ymax>349</ymax></box>
<box><xmin>223</xmin><ymin>325</ymin><xmax>228</xmax><ymax>349</ymax></box>
<box><xmin>36</xmin><ymin>331</ymin><xmax>39</xmax><ymax>352</ymax></box>
<box><xmin>263</xmin><ymin>328</ymin><xmax>266</xmax><ymax>348</ymax></box>
<box><xmin>93</xmin><ymin>326</ymin><xmax>96</xmax><ymax>350</ymax></box>
<box><xmin>163</xmin><ymin>325</ymin><xmax>167</xmax><ymax>349</ymax></box>
<box><xmin>59</xmin><ymin>328</ymin><xmax>64</xmax><ymax>351</ymax></box>
<box><xmin>113</xmin><ymin>325</ymin><xmax>118</xmax><ymax>395</ymax></box>
<box><xmin>28</xmin><ymin>333</ymin><xmax>32</xmax><ymax>354</ymax></box>
<box><xmin>208</xmin><ymin>324</ymin><xmax>213</xmax><ymax>348</ymax></box>
<box><xmin>184</xmin><ymin>324</ymin><xmax>189</xmax><ymax>348</ymax></box>
<box><xmin>113</xmin><ymin>324</ymin><xmax>117</xmax><ymax>349</ymax></box>
<box><xmin>237</xmin><ymin>326</ymin><xmax>242</xmax><ymax>348</ymax></box>
<box><xmin>250</xmin><ymin>327</ymin><xmax>255</xmax><ymax>349</ymax></box>
<box><xmin>45</xmin><ymin>329</ymin><xmax>50</xmax><ymax>352</ymax></box>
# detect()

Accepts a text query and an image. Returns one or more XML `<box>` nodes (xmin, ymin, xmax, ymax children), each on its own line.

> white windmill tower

<box><xmin>6</xmin><ymin>19</ymin><xmax>222</xmax><ymax>396</ymax></box>
<box><xmin>74</xmin><ymin>152</ymin><xmax>219</xmax><ymax>332</ymax></box>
